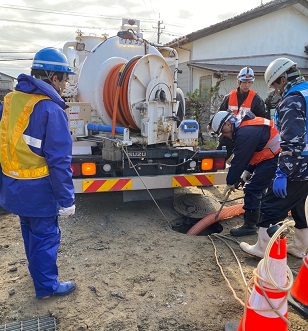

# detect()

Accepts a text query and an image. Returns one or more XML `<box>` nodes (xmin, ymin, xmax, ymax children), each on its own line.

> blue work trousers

<box><xmin>243</xmin><ymin>156</ymin><xmax>278</xmax><ymax>212</ymax></box>
<box><xmin>259</xmin><ymin>180</ymin><xmax>308</xmax><ymax>229</ymax></box>
<box><xmin>19</xmin><ymin>215</ymin><xmax>60</xmax><ymax>298</ymax></box>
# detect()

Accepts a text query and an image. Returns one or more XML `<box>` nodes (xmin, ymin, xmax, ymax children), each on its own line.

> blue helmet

<box><xmin>31</xmin><ymin>47</ymin><xmax>75</xmax><ymax>74</ymax></box>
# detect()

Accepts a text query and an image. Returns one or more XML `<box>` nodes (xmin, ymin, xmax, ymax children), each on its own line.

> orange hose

<box><xmin>103</xmin><ymin>59</ymin><xmax>140</xmax><ymax>130</ymax></box>
<box><xmin>187</xmin><ymin>204</ymin><xmax>245</xmax><ymax>235</ymax></box>
<box><xmin>111</xmin><ymin>85</ymin><xmax>120</xmax><ymax>137</ymax></box>
<box><xmin>103</xmin><ymin>63</ymin><xmax>118</xmax><ymax>117</ymax></box>
<box><xmin>103</xmin><ymin>63</ymin><xmax>127</xmax><ymax>125</ymax></box>
<box><xmin>119</xmin><ymin>58</ymin><xmax>139</xmax><ymax>130</ymax></box>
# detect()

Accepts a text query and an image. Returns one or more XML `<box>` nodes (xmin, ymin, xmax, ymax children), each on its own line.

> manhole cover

<box><xmin>173</xmin><ymin>193</ymin><xmax>220</xmax><ymax>219</ymax></box>
<box><xmin>0</xmin><ymin>316</ymin><xmax>56</xmax><ymax>331</ymax></box>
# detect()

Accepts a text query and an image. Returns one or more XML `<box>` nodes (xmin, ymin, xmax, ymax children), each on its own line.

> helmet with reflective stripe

<box><xmin>211</xmin><ymin>111</ymin><xmax>233</xmax><ymax>134</ymax></box>
<box><xmin>237</xmin><ymin>66</ymin><xmax>255</xmax><ymax>82</ymax></box>
<box><xmin>31</xmin><ymin>47</ymin><xmax>75</xmax><ymax>74</ymax></box>
<box><xmin>264</xmin><ymin>57</ymin><xmax>296</xmax><ymax>87</ymax></box>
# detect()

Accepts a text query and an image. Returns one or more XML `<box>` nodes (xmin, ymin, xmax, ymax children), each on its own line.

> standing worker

<box><xmin>211</xmin><ymin>109</ymin><xmax>280</xmax><ymax>236</ymax></box>
<box><xmin>0</xmin><ymin>47</ymin><xmax>77</xmax><ymax>298</ymax></box>
<box><xmin>210</xmin><ymin>67</ymin><xmax>268</xmax><ymax>159</ymax></box>
<box><xmin>240</xmin><ymin>58</ymin><xmax>308</xmax><ymax>258</ymax></box>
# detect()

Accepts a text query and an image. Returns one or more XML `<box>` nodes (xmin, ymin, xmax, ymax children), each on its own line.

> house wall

<box><xmin>0</xmin><ymin>73</ymin><xmax>15</xmax><ymax>101</ymax></box>
<box><xmin>191</xmin><ymin>67</ymin><xmax>268</xmax><ymax>100</ymax></box>
<box><xmin>192</xmin><ymin>7</ymin><xmax>308</xmax><ymax>64</ymax></box>
<box><xmin>172</xmin><ymin>47</ymin><xmax>192</xmax><ymax>95</ymax></box>
<box><xmin>0</xmin><ymin>73</ymin><xmax>14</xmax><ymax>90</ymax></box>
<box><xmin>174</xmin><ymin>5</ymin><xmax>308</xmax><ymax>101</ymax></box>
<box><xmin>177</xmin><ymin>63</ymin><xmax>191</xmax><ymax>95</ymax></box>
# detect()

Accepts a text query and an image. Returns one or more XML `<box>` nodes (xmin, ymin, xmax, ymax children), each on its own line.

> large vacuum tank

<box><xmin>77</xmin><ymin>37</ymin><xmax>175</xmax><ymax>129</ymax></box>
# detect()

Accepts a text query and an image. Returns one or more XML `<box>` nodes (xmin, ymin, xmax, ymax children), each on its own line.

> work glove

<box><xmin>241</xmin><ymin>170</ymin><xmax>252</xmax><ymax>183</ymax></box>
<box><xmin>273</xmin><ymin>168</ymin><xmax>288</xmax><ymax>198</ymax></box>
<box><xmin>59</xmin><ymin>205</ymin><xmax>76</xmax><ymax>217</ymax></box>
<box><xmin>223</xmin><ymin>184</ymin><xmax>236</xmax><ymax>196</ymax></box>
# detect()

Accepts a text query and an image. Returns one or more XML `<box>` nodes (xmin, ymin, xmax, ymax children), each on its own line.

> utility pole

<box><xmin>157</xmin><ymin>20</ymin><xmax>164</xmax><ymax>44</ymax></box>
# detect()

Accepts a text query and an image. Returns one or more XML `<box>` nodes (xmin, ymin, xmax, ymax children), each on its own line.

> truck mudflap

<box><xmin>73</xmin><ymin>171</ymin><xmax>227</xmax><ymax>193</ymax></box>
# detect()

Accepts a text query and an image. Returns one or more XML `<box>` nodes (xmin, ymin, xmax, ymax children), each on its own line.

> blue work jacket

<box><xmin>0</xmin><ymin>74</ymin><xmax>74</xmax><ymax>217</ymax></box>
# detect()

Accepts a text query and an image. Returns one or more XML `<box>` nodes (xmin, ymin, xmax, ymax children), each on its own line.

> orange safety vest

<box><xmin>239</xmin><ymin>117</ymin><xmax>281</xmax><ymax>165</ymax></box>
<box><xmin>228</xmin><ymin>89</ymin><xmax>256</xmax><ymax>115</ymax></box>
<box><xmin>0</xmin><ymin>91</ymin><xmax>51</xmax><ymax>179</ymax></box>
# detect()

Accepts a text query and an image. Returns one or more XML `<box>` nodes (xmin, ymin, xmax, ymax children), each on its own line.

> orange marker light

<box><xmin>82</xmin><ymin>163</ymin><xmax>96</xmax><ymax>176</ymax></box>
<box><xmin>201</xmin><ymin>158</ymin><xmax>213</xmax><ymax>171</ymax></box>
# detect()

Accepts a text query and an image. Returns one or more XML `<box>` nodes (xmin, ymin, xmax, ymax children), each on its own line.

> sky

<box><xmin>0</xmin><ymin>0</ymin><xmax>272</xmax><ymax>78</ymax></box>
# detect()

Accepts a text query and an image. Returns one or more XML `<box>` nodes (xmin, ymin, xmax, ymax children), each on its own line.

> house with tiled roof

<box><xmin>165</xmin><ymin>0</ymin><xmax>308</xmax><ymax>105</ymax></box>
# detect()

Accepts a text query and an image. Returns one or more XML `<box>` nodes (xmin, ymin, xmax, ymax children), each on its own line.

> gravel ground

<box><xmin>0</xmin><ymin>186</ymin><xmax>307</xmax><ymax>330</ymax></box>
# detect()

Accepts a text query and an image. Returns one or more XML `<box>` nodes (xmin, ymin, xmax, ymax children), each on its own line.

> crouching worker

<box><xmin>240</xmin><ymin>58</ymin><xmax>308</xmax><ymax>259</ymax></box>
<box><xmin>211</xmin><ymin>109</ymin><xmax>280</xmax><ymax>236</ymax></box>
<box><xmin>0</xmin><ymin>47</ymin><xmax>77</xmax><ymax>298</ymax></box>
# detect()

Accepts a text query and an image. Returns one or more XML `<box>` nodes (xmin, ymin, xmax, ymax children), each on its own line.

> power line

<box><xmin>141</xmin><ymin>0</ymin><xmax>156</xmax><ymax>23</ymax></box>
<box><xmin>0</xmin><ymin>51</ymin><xmax>35</xmax><ymax>53</ymax></box>
<box><xmin>0</xmin><ymin>3</ymin><xmax>188</xmax><ymax>53</ymax></box>
<box><xmin>0</xmin><ymin>58</ymin><xmax>32</xmax><ymax>61</ymax></box>
<box><xmin>0</xmin><ymin>3</ymin><xmax>183</xmax><ymax>30</ymax></box>
<box><xmin>0</xmin><ymin>4</ymin><xmax>156</xmax><ymax>24</ymax></box>
<box><xmin>0</xmin><ymin>52</ymin><xmax>33</xmax><ymax>61</ymax></box>
<box><xmin>0</xmin><ymin>18</ymin><xmax>109</xmax><ymax>30</ymax></box>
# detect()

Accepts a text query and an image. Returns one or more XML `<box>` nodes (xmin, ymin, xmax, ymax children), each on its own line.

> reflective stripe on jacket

<box><xmin>239</xmin><ymin>117</ymin><xmax>281</xmax><ymax>165</ymax></box>
<box><xmin>1</xmin><ymin>91</ymin><xmax>50</xmax><ymax>179</ymax></box>
<box><xmin>228</xmin><ymin>89</ymin><xmax>256</xmax><ymax>115</ymax></box>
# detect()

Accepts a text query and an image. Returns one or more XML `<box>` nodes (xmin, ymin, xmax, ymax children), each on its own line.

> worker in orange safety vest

<box><xmin>209</xmin><ymin>67</ymin><xmax>268</xmax><ymax>160</ymax></box>
<box><xmin>211</xmin><ymin>110</ymin><xmax>280</xmax><ymax>236</ymax></box>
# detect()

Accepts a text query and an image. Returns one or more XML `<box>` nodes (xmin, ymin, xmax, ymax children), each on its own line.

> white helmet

<box><xmin>237</xmin><ymin>67</ymin><xmax>255</xmax><ymax>82</ymax></box>
<box><xmin>211</xmin><ymin>111</ymin><xmax>233</xmax><ymax>134</ymax></box>
<box><xmin>264</xmin><ymin>57</ymin><xmax>296</xmax><ymax>87</ymax></box>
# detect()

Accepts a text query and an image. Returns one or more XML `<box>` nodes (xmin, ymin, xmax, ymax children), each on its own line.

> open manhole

<box><xmin>172</xmin><ymin>193</ymin><xmax>223</xmax><ymax>235</ymax></box>
<box><xmin>0</xmin><ymin>316</ymin><xmax>56</xmax><ymax>331</ymax></box>
<box><xmin>172</xmin><ymin>217</ymin><xmax>223</xmax><ymax>235</ymax></box>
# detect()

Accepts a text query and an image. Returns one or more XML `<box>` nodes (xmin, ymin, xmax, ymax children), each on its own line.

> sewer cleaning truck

<box><xmin>61</xmin><ymin>20</ymin><xmax>227</xmax><ymax>201</ymax></box>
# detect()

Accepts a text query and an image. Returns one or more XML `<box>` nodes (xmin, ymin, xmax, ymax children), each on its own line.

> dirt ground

<box><xmin>0</xmin><ymin>185</ymin><xmax>307</xmax><ymax>331</ymax></box>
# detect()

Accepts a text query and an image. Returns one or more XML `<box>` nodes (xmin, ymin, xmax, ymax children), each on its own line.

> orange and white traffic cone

<box><xmin>224</xmin><ymin>228</ymin><xmax>290</xmax><ymax>331</ymax></box>
<box><xmin>288</xmin><ymin>254</ymin><xmax>308</xmax><ymax>318</ymax></box>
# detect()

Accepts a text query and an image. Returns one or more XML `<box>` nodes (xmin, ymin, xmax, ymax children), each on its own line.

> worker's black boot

<box><xmin>229</xmin><ymin>210</ymin><xmax>259</xmax><ymax>237</ymax></box>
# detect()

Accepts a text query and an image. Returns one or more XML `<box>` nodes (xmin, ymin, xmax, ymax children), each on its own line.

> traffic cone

<box><xmin>288</xmin><ymin>254</ymin><xmax>308</xmax><ymax>318</ymax></box>
<box><xmin>224</xmin><ymin>234</ymin><xmax>289</xmax><ymax>331</ymax></box>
